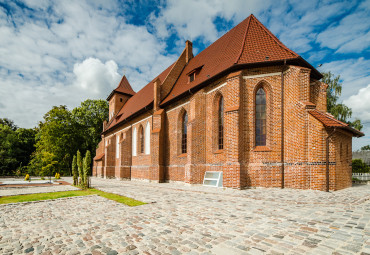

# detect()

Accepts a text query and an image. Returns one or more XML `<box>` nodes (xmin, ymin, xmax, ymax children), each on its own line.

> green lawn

<box><xmin>0</xmin><ymin>188</ymin><xmax>146</xmax><ymax>206</ymax></box>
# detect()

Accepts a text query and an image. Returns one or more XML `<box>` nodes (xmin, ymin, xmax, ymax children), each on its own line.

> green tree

<box><xmin>361</xmin><ymin>145</ymin><xmax>370</xmax><ymax>151</ymax></box>
<box><xmin>14</xmin><ymin>128</ymin><xmax>37</xmax><ymax>172</ymax></box>
<box><xmin>0</xmin><ymin>118</ymin><xmax>17</xmax><ymax>131</ymax></box>
<box><xmin>40</xmin><ymin>152</ymin><xmax>59</xmax><ymax>181</ymax></box>
<box><xmin>77</xmin><ymin>150</ymin><xmax>83</xmax><ymax>185</ymax></box>
<box><xmin>322</xmin><ymin>72</ymin><xmax>362</xmax><ymax>130</ymax></box>
<box><xmin>0</xmin><ymin>124</ymin><xmax>18</xmax><ymax>175</ymax></box>
<box><xmin>72</xmin><ymin>99</ymin><xmax>108</xmax><ymax>156</ymax></box>
<box><xmin>82</xmin><ymin>150</ymin><xmax>91</xmax><ymax>188</ymax></box>
<box><xmin>72</xmin><ymin>155</ymin><xmax>78</xmax><ymax>185</ymax></box>
<box><xmin>352</xmin><ymin>159</ymin><xmax>370</xmax><ymax>173</ymax></box>
<box><xmin>29</xmin><ymin>106</ymin><xmax>82</xmax><ymax>176</ymax></box>
<box><xmin>0</xmin><ymin>120</ymin><xmax>36</xmax><ymax>176</ymax></box>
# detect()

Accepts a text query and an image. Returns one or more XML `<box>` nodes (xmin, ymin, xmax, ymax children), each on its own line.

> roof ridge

<box><xmin>251</xmin><ymin>15</ymin><xmax>299</xmax><ymax>58</ymax></box>
<box><xmin>234</xmin><ymin>15</ymin><xmax>252</xmax><ymax>64</ymax></box>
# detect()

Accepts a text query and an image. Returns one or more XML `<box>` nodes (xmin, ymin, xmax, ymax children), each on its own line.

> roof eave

<box><xmin>344</xmin><ymin>126</ymin><xmax>365</xmax><ymax>137</ymax></box>
<box><xmin>106</xmin><ymin>90</ymin><xmax>135</xmax><ymax>101</ymax></box>
<box><xmin>102</xmin><ymin>102</ymin><xmax>154</xmax><ymax>135</ymax></box>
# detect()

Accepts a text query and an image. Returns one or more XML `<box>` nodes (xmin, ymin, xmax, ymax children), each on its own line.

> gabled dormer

<box><xmin>107</xmin><ymin>75</ymin><xmax>135</xmax><ymax>120</ymax></box>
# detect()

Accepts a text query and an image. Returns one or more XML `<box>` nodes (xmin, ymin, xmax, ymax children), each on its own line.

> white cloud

<box><xmin>0</xmin><ymin>0</ymin><xmax>369</xmax><ymax>134</ymax></box>
<box><xmin>73</xmin><ymin>58</ymin><xmax>121</xmax><ymax>96</ymax></box>
<box><xmin>316</xmin><ymin>1</ymin><xmax>370</xmax><ymax>53</ymax></box>
<box><xmin>319</xmin><ymin>57</ymin><xmax>370</xmax><ymax>100</ymax></box>
<box><xmin>150</xmin><ymin>0</ymin><xmax>269</xmax><ymax>43</ymax></box>
<box><xmin>344</xmin><ymin>84</ymin><xmax>370</xmax><ymax>121</ymax></box>
<box><xmin>0</xmin><ymin>0</ymin><xmax>176</xmax><ymax>128</ymax></box>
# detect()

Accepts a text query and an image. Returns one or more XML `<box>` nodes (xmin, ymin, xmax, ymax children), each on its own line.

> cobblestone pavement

<box><xmin>0</xmin><ymin>177</ymin><xmax>369</xmax><ymax>255</ymax></box>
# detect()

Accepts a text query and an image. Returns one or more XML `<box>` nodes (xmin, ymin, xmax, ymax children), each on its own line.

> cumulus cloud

<box><xmin>150</xmin><ymin>0</ymin><xmax>269</xmax><ymax>43</ymax></box>
<box><xmin>345</xmin><ymin>84</ymin><xmax>370</xmax><ymax>150</ymax></box>
<box><xmin>73</xmin><ymin>58</ymin><xmax>121</xmax><ymax>96</ymax></box>
<box><xmin>0</xmin><ymin>0</ymin><xmax>369</xmax><ymax>135</ymax></box>
<box><xmin>344</xmin><ymin>84</ymin><xmax>370</xmax><ymax>121</ymax></box>
<box><xmin>0</xmin><ymin>0</ymin><xmax>176</xmax><ymax>128</ymax></box>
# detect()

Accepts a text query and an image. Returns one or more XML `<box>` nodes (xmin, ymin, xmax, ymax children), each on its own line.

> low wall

<box><xmin>352</xmin><ymin>173</ymin><xmax>370</xmax><ymax>181</ymax></box>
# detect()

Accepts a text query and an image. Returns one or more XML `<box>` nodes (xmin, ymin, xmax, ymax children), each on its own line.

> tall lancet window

<box><xmin>218</xmin><ymin>96</ymin><xmax>224</xmax><ymax>150</ymax></box>
<box><xmin>182</xmin><ymin>112</ymin><xmax>188</xmax><ymax>154</ymax></box>
<box><xmin>256</xmin><ymin>88</ymin><xmax>266</xmax><ymax>146</ymax></box>
<box><xmin>139</xmin><ymin>125</ymin><xmax>144</xmax><ymax>154</ymax></box>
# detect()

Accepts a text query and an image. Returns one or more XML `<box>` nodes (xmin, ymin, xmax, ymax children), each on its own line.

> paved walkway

<box><xmin>0</xmin><ymin>177</ymin><xmax>369</xmax><ymax>255</ymax></box>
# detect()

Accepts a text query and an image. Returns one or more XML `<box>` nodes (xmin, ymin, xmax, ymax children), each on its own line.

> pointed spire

<box><xmin>114</xmin><ymin>75</ymin><xmax>135</xmax><ymax>96</ymax></box>
<box><xmin>107</xmin><ymin>75</ymin><xmax>135</xmax><ymax>101</ymax></box>
<box><xmin>235</xmin><ymin>14</ymin><xmax>299</xmax><ymax>64</ymax></box>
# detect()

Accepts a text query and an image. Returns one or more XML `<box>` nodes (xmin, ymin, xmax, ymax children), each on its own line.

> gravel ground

<box><xmin>0</xmin><ymin>177</ymin><xmax>369</xmax><ymax>255</ymax></box>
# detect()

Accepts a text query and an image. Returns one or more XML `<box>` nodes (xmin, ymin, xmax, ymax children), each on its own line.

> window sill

<box><xmin>253</xmin><ymin>146</ymin><xmax>271</xmax><ymax>152</ymax></box>
<box><xmin>178</xmin><ymin>153</ymin><xmax>187</xmax><ymax>158</ymax></box>
<box><xmin>214</xmin><ymin>149</ymin><xmax>224</xmax><ymax>154</ymax></box>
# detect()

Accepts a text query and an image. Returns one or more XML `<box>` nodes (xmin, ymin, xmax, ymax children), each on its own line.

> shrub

<box><xmin>352</xmin><ymin>159</ymin><xmax>370</xmax><ymax>173</ymax></box>
<box><xmin>25</xmin><ymin>174</ymin><xmax>30</xmax><ymax>181</ymax></box>
<box><xmin>41</xmin><ymin>177</ymin><xmax>45</xmax><ymax>180</ymax></box>
<box><xmin>55</xmin><ymin>173</ymin><xmax>60</xmax><ymax>179</ymax></box>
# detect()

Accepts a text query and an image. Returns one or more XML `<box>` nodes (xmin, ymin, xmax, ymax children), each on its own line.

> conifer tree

<box><xmin>72</xmin><ymin>155</ymin><xmax>78</xmax><ymax>185</ymax></box>
<box><xmin>77</xmin><ymin>150</ymin><xmax>82</xmax><ymax>185</ymax></box>
<box><xmin>83</xmin><ymin>150</ymin><xmax>91</xmax><ymax>188</ymax></box>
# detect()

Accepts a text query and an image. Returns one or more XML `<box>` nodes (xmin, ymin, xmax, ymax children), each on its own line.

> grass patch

<box><xmin>0</xmin><ymin>188</ymin><xmax>146</xmax><ymax>206</ymax></box>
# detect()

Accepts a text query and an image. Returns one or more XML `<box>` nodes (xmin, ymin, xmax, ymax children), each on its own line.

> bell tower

<box><xmin>107</xmin><ymin>75</ymin><xmax>135</xmax><ymax>120</ymax></box>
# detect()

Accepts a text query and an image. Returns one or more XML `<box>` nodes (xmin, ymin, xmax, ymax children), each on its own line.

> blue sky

<box><xmin>0</xmin><ymin>0</ymin><xmax>369</xmax><ymax>149</ymax></box>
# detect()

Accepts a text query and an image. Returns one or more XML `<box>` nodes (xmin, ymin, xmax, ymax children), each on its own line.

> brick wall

<box><xmin>96</xmin><ymin>65</ymin><xmax>354</xmax><ymax>191</ymax></box>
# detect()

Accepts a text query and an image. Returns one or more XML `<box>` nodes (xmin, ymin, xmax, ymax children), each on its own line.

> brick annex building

<box><xmin>93</xmin><ymin>15</ymin><xmax>363</xmax><ymax>191</ymax></box>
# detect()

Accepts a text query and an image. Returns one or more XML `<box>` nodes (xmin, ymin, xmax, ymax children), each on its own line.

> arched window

<box><xmin>132</xmin><ymin>127</ymin><xmax>137</xmax><ymax>156</ymax></box>
<box><xmin>116</xmin><ymin>135</ymin><xmax>120</xmax><ymax>158</ymax></box>
<box><xmin>139</xmin><ymin>125</ymin><xmax>144</xmax><ymax>154</ymax></box>
<box><xmin>255</xmin><ymin>88</ymin><xmax>266</xmax><ymax>146</ymax></box>
<box><xmin>218</xmin><ymin>96</ymin><xmax>224</xmax><ymax>150</ymax></box>
<box><xmin>145</xmin><ymin>122</ymin><xmax>150</xmax><ymax>154</ymax></box>
<box><xmin>182</xmin><ymin>112</ymin><xmax>188</xmax><ymax>154</ymax></box>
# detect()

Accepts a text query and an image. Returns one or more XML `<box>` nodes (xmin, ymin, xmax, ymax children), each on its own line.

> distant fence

<box><xmin>352</xmin><ymin>173</ymin><xmax>370</xmax><ymax>181</ymax></box>
<box><xmin>353</xmin><ymin>151</ymin><xmax>370</xmax><ymax>166</ymax></box>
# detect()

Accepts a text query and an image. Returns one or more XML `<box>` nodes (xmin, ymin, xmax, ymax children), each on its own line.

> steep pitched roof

<box><xmin>106</xmin><ymin>75</ymin><xmax>136</xmax><ymax>100</ymax></box>
<box><xmin>309</xmin><ymin>109</ymin><xmax>364</xmax><ymax>137</ymax></box>
<box><xmin>161</xmin><ymin>14</ymin><xmax>306</xmax><ymax>105</ymax></box>
<box><xmin>104</xmin><ymin>14</ymin><xmax>323</xmax><ymax>133</ymax></box>
<box><xmin>104</xmin><ymin>63</ymin><xmax>174</xmax><ymax>132</ymax></box>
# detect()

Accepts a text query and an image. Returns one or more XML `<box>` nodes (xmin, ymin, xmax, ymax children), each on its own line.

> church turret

<box><xmin>107</xmin><ymin>75</ymin><xmax>135</xmax><ymax>120</ymax></box>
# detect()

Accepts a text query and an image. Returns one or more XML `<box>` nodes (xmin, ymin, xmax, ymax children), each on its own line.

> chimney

<box><xmin>185</xmin><ymin>40</ymin><xmax>193</xmax><ymax>63</ymax></box>
<box><xmin>103</xmin><ymin>120</ymin><xmax>107</xmax><ymax>131</ymax></box>
<box><xmin>153</xmin><ymin>77</ymin><xmax>162</xmax><ymax>112</ymax></box>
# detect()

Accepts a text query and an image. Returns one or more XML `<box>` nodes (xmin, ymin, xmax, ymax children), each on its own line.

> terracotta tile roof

<box><xmin>104</xmin><ymin>63</ymin><xmax>174</xmax><ymax>132</ymax></box>
<box><xmin>93</xmin><ymin>153</ymin><xmax>105</xmax><ymax>161</ymax></box>
<box><xmin>309</xmin><ymin>109</ymin><xmax>364</xmax><ymax>137</ymax></box>
<box><xmin>236</xmin><ymin>15</ymin><xmax>298</xmax><ymax>64</ymax></box>
<box><xmin>104</xmin><ymin>14</ymin><xmax>323</xmax><ymax>133</ymax></box>
<box><xmin>107</xmin><ymin>75</ymin><xmax>136</xmax><ymax>100</ymax></box>
<box><xmin>161</xmin><ymin>14</ymin><xmax>301</xmax><ymax>105</ymax></box>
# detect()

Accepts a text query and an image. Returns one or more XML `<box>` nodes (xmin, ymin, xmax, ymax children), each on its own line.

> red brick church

<box><xmin>93</xmin><ymin>14</ymin><xmax>363</xmax><ymax>191</ymax></box>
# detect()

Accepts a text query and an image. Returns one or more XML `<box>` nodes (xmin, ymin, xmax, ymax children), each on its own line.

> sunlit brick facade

<box><xmin>93</xmin><ymin>15</ymin><xmax>363</xmax><ymax>191</ymax></box>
